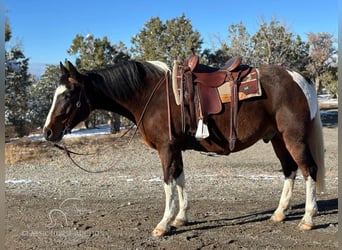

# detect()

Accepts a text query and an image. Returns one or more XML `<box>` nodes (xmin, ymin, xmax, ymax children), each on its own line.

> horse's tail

<box><xmin>308</xmin><ymin>108</ymin><xmax>325</xmax><ymax>193</ymax></box>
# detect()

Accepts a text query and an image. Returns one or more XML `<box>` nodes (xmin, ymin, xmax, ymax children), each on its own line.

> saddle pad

<box><xmin>218</xmin><ymin>68</ymin><xmax>261</xmax><ymax>103</ymax></box>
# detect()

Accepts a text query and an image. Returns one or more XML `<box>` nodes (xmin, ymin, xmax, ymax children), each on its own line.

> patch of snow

<box><xmin>236</xmin><ymin>174</ymin><xmax>281</xmax><ymax>180</ymax></box>
<box><xmin>63</xmin><ymin>124</ymin><xmax>111</xmax><ymax>139</ymax></box>
<box><xmin>5</xmin><ymin>179</ymin><xmax>37</xmax><ymax>185</ymax></box>
<box><xmin>143</xmin><ymin>177</ymin><xmax>162</xmax><ymax>182</ymax></box>
<box><xmin>318</xmin><ymin>94</ymin><xmax>338</xmax><ymax>104</ymax></box>
<box><xmin>8</xmin><ymin>124</ymin><xmax>112</xmax><ymax>143</ymax></box>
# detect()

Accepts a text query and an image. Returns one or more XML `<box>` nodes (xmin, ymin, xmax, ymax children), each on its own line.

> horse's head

<box><xmin>43</xmin><ymin>61</ymin><xmax>91</xmax><ymax>142</ymax></box>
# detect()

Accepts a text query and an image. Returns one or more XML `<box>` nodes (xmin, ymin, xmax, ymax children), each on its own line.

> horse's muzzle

<box><xmin>43</xmin><ymin>127</ymin><xmax>63</xmax><ymax>142</ymax></box>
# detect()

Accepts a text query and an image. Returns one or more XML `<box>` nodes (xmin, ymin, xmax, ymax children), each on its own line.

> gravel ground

<box><xmin>5</xmin><ymin>113</ymin><xmax>338</xmax><ymax>249</ymax></box>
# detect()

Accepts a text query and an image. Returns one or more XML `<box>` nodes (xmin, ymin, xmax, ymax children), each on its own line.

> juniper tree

<box><xmin>5</xmin><ymin>45</ymin><xmax>32</xmax><ymax>136</ymax></box>
<box><xmin>131</xmin><ymin>14</ymin><xmax>203</xmax><ymax>66</ymax></box>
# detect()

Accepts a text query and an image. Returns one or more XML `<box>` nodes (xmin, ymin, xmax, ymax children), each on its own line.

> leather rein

<box><xmin>54</xmin><ymin>72</ymin><xmax>171</xmax><ymax>173</ymax></box>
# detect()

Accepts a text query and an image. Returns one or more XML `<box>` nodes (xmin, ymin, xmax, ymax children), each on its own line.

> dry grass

<box><xmin>5</xmin><ymin>139</ymin><xmax>48</xmax><ymax>165</ymax></box>
<box><xmin>5</xmin><ymin>130</ymin><xmax>139</xmax><ymax>165</ymax></box>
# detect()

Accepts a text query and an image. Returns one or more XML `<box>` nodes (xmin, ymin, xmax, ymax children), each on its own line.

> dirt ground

<box><xmin>5</xmin><ymin>111</ymin><xmax>338</xmax><ymax>249</ymax></box>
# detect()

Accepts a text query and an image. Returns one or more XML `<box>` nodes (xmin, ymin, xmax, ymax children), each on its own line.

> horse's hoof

<box><xmin>298</xmin><ymin>221</ymin><xmax>314</xmax><ymax>230</ymax></box>
<box><xmin>270</xmin><ymin>213</ymin><xmax>286</xmax><ymax>222</ymax></box>
<box><xmin>152</xmin><ymin>227</ymin><xmax>167</xmax><ymax>237</ymax></box>
<box><xmin>171</xmin><ymin>218</ymin><xmax>187</xmax><ymax>228</ymax></box>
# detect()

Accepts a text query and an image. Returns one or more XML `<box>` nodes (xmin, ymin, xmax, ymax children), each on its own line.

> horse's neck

<box><xmin>85</xmin><ymin>68</ymin><xmax>164</xmax><ymax>124</ymax></box>
<box><xmin>85</xmin><ymin>81</ymin><xmax>137</xmax><ymax>122</ymax></box>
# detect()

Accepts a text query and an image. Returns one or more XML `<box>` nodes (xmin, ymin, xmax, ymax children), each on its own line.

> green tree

<box><xmin>321</xmin><ymin>66</ymin><xmax>338</xmax><ymax>97</ymax></box>
<box><xmin>206</xmin><ymin>21</ymin><xmax>254</xmax><ymax>66</ymax></box>
<box><xmin>286</xmin><ymin>35</ymin><xmax>309</xmax><ymax>73</ymax></box>
<box><xmin>68</xmin><ymin>34</ymin><xmax>130</xmax><ymax>70</ymax></box>
<box><xmin>252</xmin><ymin>18</ymin><xmax>294</xmax><ymax>66</ymax></box>
<box><xmin>204</xmin><ymin>19</ymin><xmax>309</xmax><ymax>70</ymax></box>
<box><xmin>5</xmin><ymin>45</ymin><xmax>32</xmax><ymax>136</ymax></box>
<box><xmin>200</xmin><ymin>46</ymin><xmax>229</xmax><ymax>67</ymax></box>
<box><xmin>226</xmin><ymin>22</ymin><xmax>253</xmax><ymax>64</ymax></box>
<box><xmin>130</xmin><ymin>17</ymin><xmax>165</xmax><ymax>61</ymax></box>
<box><xmin>131</xmin><ymin>14</ymin><xmax>203</xmax><ymax>66</ymax></box>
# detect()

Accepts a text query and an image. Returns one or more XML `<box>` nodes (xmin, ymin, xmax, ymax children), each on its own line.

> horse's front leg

<box><xmin>152</xmin><ymin>147</ymin><xmax>188</xmax><ymax>237</ymax></box>
<box><xmin>152</xmin><ymin>179</ymin><xmax>177</xmax><ymax>237</ymax></box>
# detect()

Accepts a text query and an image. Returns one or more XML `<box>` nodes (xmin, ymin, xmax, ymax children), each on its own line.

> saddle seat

<box><xmin>187</xmin><ymin>56</ymin><xmax>249</xmax><ymax>88</ymax></box>
<box><xmin>187</xmin><ymin>55</ymin><xmax>242</xmax><ymax>73</ymax></box>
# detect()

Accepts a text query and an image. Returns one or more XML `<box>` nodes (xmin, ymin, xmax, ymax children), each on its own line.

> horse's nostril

<box><xmin>43</xmin><ymin>128</ymin><xmax>53</xmax><ymax>140</ymax></box>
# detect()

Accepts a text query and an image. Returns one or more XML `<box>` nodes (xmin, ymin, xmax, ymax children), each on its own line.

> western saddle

<box><xmin>175</xmin><ymin>49</ymin><xmax>254</xmax><ymax>151</ymax></box>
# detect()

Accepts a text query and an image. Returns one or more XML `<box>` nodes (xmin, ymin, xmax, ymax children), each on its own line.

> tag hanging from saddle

<box><xmin>195</xmin><ymin>118</ymin><xmax>209</xmax><ymax>139</ymax></box>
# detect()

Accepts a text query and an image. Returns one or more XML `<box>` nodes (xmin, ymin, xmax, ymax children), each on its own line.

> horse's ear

<box><xmin>67</xmin><ymin>61</ymin><xmax>80</xmax><ymax>79</ymax></box>
<box><xmin>60</xmin><ymin>62</ymin><xmax>69</xmax><ymax>75</ymax></box>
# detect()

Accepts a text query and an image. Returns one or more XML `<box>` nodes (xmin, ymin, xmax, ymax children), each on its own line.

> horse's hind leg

<box><xmin>280</xmin><ymin>128</ymin><xmax>319</xmax><ymax>230</ymax></box>
<box><xmin>152</xmin><ymin>147</ymin><xmax>189</xmax><ymax>237</ymax></box>
<box><xmin>270</xmin><ymin>134</ymin><xmax>298</xmax><ymax>222</ymax></box>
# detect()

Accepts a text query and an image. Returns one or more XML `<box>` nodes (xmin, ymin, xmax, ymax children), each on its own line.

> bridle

<box><xmin>54</xmin><ymin>72</ymin><xmax>171</xmax><ymax>173</ymax></box>
<box><xmin>62</xmin><ymin>81</ymin><xmax>91</xmax><ymax>137</ymax></box>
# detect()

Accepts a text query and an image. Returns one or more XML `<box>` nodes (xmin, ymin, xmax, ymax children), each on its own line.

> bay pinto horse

<box><xmin>43</xmin><ymin>60</ymin><xmax>325</xmax><ymax>237</ymax></box>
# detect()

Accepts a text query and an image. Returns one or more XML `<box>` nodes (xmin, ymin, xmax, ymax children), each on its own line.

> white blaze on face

<box><xmin>44</xmin><ymin>85</ymin><xmax>68</xmax><ymax>128</ymax></box>
<box><xmin>287</xmin><ymin>70</ymin><xmax>318</xmax><ymax>120</ymax></box>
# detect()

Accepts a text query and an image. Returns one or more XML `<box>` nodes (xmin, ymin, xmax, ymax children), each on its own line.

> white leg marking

<box><xmin>152</xmin><ymin>179</ymin><xmax>176</xmax><ymax>237</ymax></box>
<box><xmin>172</xmin><ymin>172</ymin><xmax>189</xmax><ymax>227</ymax></box>
<box><xmin>299</xmin><ymin>176</ymin><xmax>317</xmax><ymax>230</ymax></box>
<box><xmin>271</xmin><ymin>171</ymin><xmax>296</xmax><ymax>222</ymax></box>
<box><xmin>44</xmin><ymin>85</ymin><xmax>67</xmax><ymax>128</ymax></box>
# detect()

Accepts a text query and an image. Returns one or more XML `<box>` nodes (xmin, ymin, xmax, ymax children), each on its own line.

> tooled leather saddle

<box><xmin>172</xmin><ymin>50</ymin><xmax>260</xmax><ymax>151</ymax></box>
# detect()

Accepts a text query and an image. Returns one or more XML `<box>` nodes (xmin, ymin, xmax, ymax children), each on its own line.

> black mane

<box><xmin>85</xmin><ymin>61</ymin><xmax>166</xmax><ymax>100</ymax></box>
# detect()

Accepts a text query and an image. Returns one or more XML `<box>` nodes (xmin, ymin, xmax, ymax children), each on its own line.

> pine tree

<box><xmin>227</xmin><ymin>22</ymin><xmax>253</xmax><ymax>64</ymax></box>
<box><xmin>5</xmin><ymin>45</ymin><xmax>32</xmax><ymax>136</ymax></box>
<box><xmin>251</xmin><ymin>18</ymin><xmax>294</xmax><ymax>66</ymax></box>
<box><xmin>68</xmin><ymin>34</ymin><xmax>130</xmax><ymax>70</ymax></box>
<box><xmin>131</xmin><ymin>14</ymin><xmax>203</xmax><ymax>66</ymax></box>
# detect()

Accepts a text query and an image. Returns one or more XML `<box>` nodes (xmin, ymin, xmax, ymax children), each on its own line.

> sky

<box><xmin>5</xmin><ymin>0</ymin><xmax>338</xmax><ymax>76</ymax></box>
